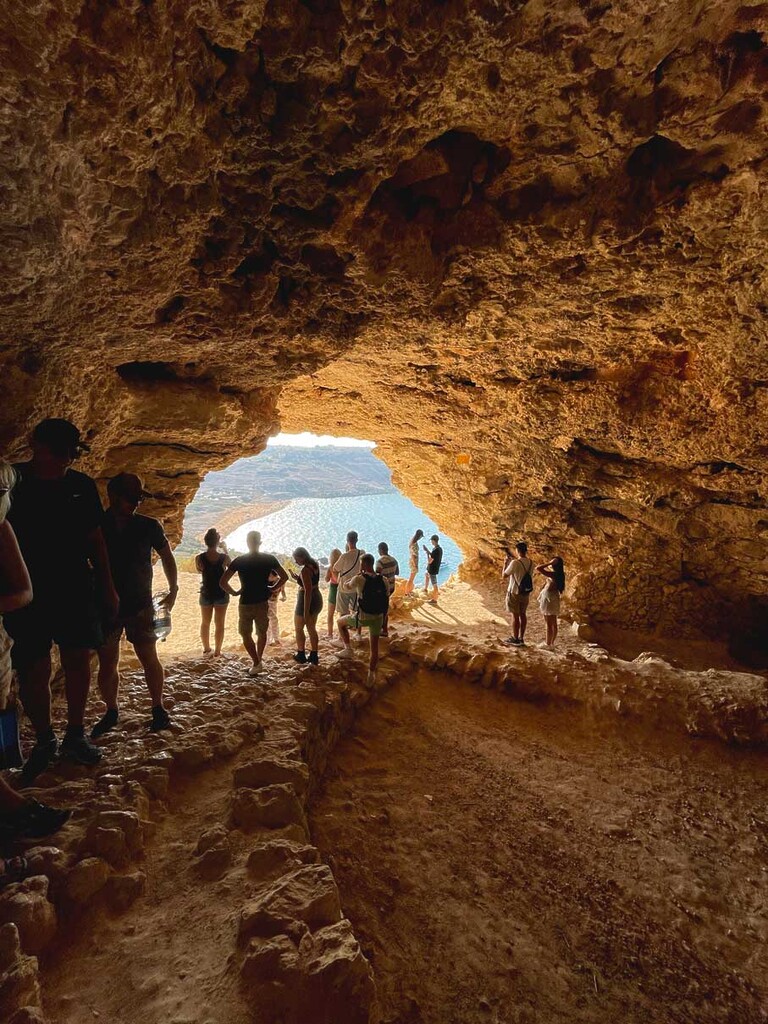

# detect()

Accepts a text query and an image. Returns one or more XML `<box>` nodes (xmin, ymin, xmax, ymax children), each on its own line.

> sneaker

<box><xmin>428</xmin><ymin>599</ymin><xmax>438</xmax><ymax>606</ymax></box>
<box><xmin>0</xmin><ymin>800</ymin><xmax>71</xmax><ymax>841</ymax></box>
<box><xmin>337</xmin><ymin>647</ymin><xmax>354</xmax><ymax>660</ymax></box>
<box><xmin>90</xmin><ymin>708</ymin><xmax>119</xmax><ymax>739</ymax></box>
<box><xmin>501</xmin><ymin>636</ymin><xmax>520</xmax><ymax>647</ymax></box>
<box><xmin>307</xmin><ymin>651</ymin><xmax>319</xmax><ymax>666</ymax></box>
<box><xmin>60</xmin><ymin>733</ymin><xmax>102</xmax><ymax>766</ymax></box>
<box><xmin>293</xmin><ymin>651</ymin><xmax>308</xmax><ymax>664</ymax></box>
<box><xmin>19</xmin><ymin>738</ymin><xmax>58</xmax><ymax>786</ymax></box>
<box><xmin>149</xmin><ymin>707</ymin><xmax>172</xmax><ymax>732</ymax></box>
<box><xmin>248</xmin><ymin>661</ymin><xmax>264</xmax><ymax>676</ymax></box>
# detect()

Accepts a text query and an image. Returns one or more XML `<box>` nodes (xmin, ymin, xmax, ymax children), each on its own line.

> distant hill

<box><xmin>178</xmin><ymin>446</ymin><xmax>393</xmax><ymax>553</ymax></box>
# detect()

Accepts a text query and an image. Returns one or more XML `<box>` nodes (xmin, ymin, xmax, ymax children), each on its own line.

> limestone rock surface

<box><xmin>1</xmin><ymin>1</ymin><xmax>767</xmax><ymax>649</ymax></box>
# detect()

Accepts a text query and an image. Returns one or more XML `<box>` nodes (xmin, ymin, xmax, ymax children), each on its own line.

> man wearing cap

<box><xmin>93</xmin><ymin>473</ymin><xmax>178</xmax><ymax>736</ymax></box>
<box><xmin>5</xmin><ymin>419</ymin><xmax>119</xmax><ymax>781</ymax></box>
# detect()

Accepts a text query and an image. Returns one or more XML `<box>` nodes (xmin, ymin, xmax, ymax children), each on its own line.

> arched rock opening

<box><xmin>1</xmin><ymin>1</ymin><xmax>767</xmax><ymax>657</ymax></box>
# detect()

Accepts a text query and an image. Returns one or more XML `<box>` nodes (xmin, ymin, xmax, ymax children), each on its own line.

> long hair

<box><xmin>329</xmin><ymin>547</ymin><xmax>341</xmax><ymax>564</ymax></box>
<box><xmin>0</xmin><ymin>461</ymin><xmax>16</xmax><ymax>524</ymax></box>
<box><xmin>410</xmin><ymin>529</ymin><xmax>424</xmax><ymax>544</ymax></box>
<box><xmin>551</xmin><ymin>556</ymin><xmax>566</xmax><ymax>594</ymax></box>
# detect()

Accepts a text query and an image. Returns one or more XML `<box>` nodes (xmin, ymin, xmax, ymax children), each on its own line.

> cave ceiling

<box><xmin>1</xmin><ymin>0</ymin><xmax>767</xmax><ymax>644</ymax></box>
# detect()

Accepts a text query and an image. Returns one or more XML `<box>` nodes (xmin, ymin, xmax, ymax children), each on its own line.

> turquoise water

<box><xmin>225</xmin><ymin>492</ymin><xmax>463</xmax><ymax>577</ymax></box>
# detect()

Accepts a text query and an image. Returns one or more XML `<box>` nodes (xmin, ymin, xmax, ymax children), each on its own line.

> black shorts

<box><xmin>4</xmin><ymin>593</ymin><xmax>103</xmax><ymax>667</ymax></box>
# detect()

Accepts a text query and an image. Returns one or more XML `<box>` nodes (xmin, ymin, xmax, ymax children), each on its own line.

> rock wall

<box><xmin>1</xmin><ymin>1</ymin><xmax>767</xmax><ymax>649</ymax></box>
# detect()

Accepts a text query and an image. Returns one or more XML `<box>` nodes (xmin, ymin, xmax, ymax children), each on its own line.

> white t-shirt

<box><xmin>503</xmin><ymin>556</ymin><xmax>533</xmax><ymax>595</ymax></box>
<box><xmin>333</xmin><ymin>548</ymin><xmax>365</xmax><ymax>586</ymax></box>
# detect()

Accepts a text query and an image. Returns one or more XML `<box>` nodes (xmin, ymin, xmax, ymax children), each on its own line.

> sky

<box><xmin>267</xmin><ymin>432</ymin><xmax>375</xmax><ymax>448</ymax></box>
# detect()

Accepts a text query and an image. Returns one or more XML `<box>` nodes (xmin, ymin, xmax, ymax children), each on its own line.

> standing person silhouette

<box><xmin>536</xmin><ymin>557</ymin><xmax>566</xmax><ymax>648</ymax></box>
<box><xmin>502</xmin><ymin>541</ymin><xmax>534</xmax><ymax>647</ymax></box>
<box><xmin>93</xmin><ymin>473</ymin><xmax>178</xmax><ymax>736</ymax></box>
<box><xmin>422</xmin><ymin>535</ymin><xmax>443</xmax><ymax>605</ymax></box>
<box><xmin>332</xmin><ymin>532</ymin><xmax>364</xmax><ymax>625</ymax></box>
<box><xmin>291</xmin><ymin>548</ymin><xmax>323</xmax><ymax>665</ymax></box>
<box><xmin>0</xmin><ymin>460</ymin><xmax>71</xmax><ymax>842</ymax></box>
<box><xmin>325</xmin><ymin>547</ymin><xmax>341</xmax><ymax>639</ymax></box>
<box><xmin>220</xmin><ymin>531</ymin><xmax>288</xmax><ymax>676</ymax></box>
<box><xmin>4</xmin><ymin>420</ymin><xmax>118</xmax><ymax>782</ymax></box>
<box><xmin>405</xmin><ymin>529</ymin><xmax>423</xmax><ymax>595</ymax></box>
<box><xmin>196</xmin><ymin>528</ymin><xmax>230</xmax><ymax>657</ymax></box>
<box><xmin>375</xmin><ymin>542</ymin><xmax>399</xmax><ymax>637</ymax></box>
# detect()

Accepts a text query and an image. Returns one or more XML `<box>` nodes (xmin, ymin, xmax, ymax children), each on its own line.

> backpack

<box><xmin>359</xmin><ymin>573</ymin><xmax>389</xmax><ymax>615</ymax></box>
<box><xmin>518</xmin><ymin>559</ymin><xmax>533</xmax><ymax>595</ymax></box>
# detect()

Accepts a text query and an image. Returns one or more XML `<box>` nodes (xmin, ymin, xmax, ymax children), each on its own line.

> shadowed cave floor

<box><xmin>309</xmin><ymin>670</ymin><xmax>768</xmax><ymax>1024</ymax></box>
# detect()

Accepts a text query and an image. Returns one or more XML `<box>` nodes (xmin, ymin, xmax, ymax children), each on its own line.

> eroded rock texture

<box><xmin>1</xmin><ymin>1</ymin><xmax>767</xmax><ymax>649</ymax></box>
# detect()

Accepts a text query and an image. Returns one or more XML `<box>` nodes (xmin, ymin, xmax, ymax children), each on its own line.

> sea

<box><xmin>225</xmin><ymin>491</ymin><xmax>463</xmax><ymax>577</ymax></box>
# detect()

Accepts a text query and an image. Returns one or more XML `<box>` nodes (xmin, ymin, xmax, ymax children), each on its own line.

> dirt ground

<box><xmin>310</xmin><ymin>669</ymin><xmax>768</xmax><ymax>1024</ymax></box>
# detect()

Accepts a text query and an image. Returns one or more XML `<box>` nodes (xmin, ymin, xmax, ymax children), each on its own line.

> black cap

<box><xmin>107</xmin><ymin>472</ymin><xmax>152</xmax><ymax>502</ymax></box>
<box><xmin>32</xmin><ymin>419</ymin><xmax>90</xmax><ymax>456</ymax></box>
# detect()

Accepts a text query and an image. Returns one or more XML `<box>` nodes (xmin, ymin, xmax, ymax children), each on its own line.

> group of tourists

<box><xmin>198</xmin><ymin>528</ymin><xmax>434</xmax><ymax>690</ymax></box>
<box><xmin>0</xmin><ymin>416</ymin><xmax>562</xmax><ymax>858</ymax></box>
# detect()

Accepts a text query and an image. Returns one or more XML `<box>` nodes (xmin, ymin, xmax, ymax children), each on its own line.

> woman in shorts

<box><xmin>405</xmin><ymin>529</ymin><xmax>423</xmax><ymax>594</ymax></box>
<box><xmin>536</xmin><ymin>556</ymin><xmax>565</xmax><ymax>648</ymax></box>
<box><xmin>195</xmin><ymin>528</ymin><xmax>230</xmax><ymax>656</ymax></box>
<box><xmin>325</xmin><ymin>547</ymin><xmax>341</xmax><ymax>638</ymax></box>
<box><xmin>292</xmin><ymin>547</ymin><xmax>323</xmax><ymax>665</ymax></box>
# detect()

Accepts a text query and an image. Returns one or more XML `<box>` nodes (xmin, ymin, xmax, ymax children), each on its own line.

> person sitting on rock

<box><xmin>220</xmin><ymin>531</ymin><xmax>288</xmax><ymax>676</ymax></box>
<box><xmin>93</xmin><ymin>473</ymin><xmax>178</xmax><ymax>736</ymax></box>
<box><xmin>375</xmin><ymin>542</ymin><xmax>399</xmax><ymax>637</ymax></box>
<box><xmin>337</xmin><ymin>553</ymin><xmax>390</xmax><ymax>687</ymax></box>
<box><xmin>502</xmin><ymin>540</ymin><xmax>534</xmax><ymax>647</ymax></box>
<box><xmin>0</xmin><ymin>459</ymin><xmax>71</xmax><ymax>843</ymax></box>
<box><xmin>536</xmin><ymin>556</ymin><xmax>565</xmax><ymax>649</ymax></box>
<box><xmin>195</xmin><ymin>528</ymin><xmax>230</xmax><ymax>657</ymax></box>
<box><xmin>4</xmin><ymin>419</ymin><xmax>119</xmax><ymax>782</ymax></box>
<box><xmin>422</xmin><ymin>534</ymin><xmax>443</xmax><ymax>605</ymax></box>
<box><xmin>291</xmin><ymin>548</ymin><xmax>323</xmax><ymax>665</ymax></box>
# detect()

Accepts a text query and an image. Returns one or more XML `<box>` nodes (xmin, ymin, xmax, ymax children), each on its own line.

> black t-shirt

<box><xmin>230</xmin><ymin>552</ymin><xmax>282</xmax><ymax>604</ymax></box>
<box><xmin>428</xmin><ymin>545</ymin><xmax>443</xmax><ymax>574</ymax></box>
<box><xmin>7</xmin><ymin>463</ymin><xmax>104</xmax><ymax>596</ymax></box>
<box><xmin>102</xmin><ymin>510</ymin><xmax>168</xmax><ymax>616</ymax></box>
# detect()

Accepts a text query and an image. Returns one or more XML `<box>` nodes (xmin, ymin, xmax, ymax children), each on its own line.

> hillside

<box><xmin>178</xmin><ymin>446</ymin><xmax>393</xmax><ymax>553</ymax></box>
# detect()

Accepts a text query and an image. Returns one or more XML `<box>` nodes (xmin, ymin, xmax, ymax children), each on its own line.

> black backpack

<box><xmin>359</xmin><ymin>573</ymin><xmax>389</xmax><ymax>615</ymax></box>
<box><xmin>519</xmin><ymin>560</ymin><xmax>533</xmax><ymax>595</ymax></box>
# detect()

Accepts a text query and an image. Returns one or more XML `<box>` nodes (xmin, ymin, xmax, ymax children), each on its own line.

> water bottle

<box><xmin>152</xmin><ymin>594</ymin><xmax>172</xmax><ymax>642</ymax></box>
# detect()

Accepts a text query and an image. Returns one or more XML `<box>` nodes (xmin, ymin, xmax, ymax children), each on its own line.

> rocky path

<box><xmin>310</xmin><ymin>669</ymin><xmax>768</xmax><ymax>1024</ymax></box>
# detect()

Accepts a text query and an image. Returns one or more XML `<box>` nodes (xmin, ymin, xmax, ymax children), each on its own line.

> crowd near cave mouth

<box><xmin>2</xmin><ymin>0</ymin><xmax>768</xmax><ymax>1021</ymax></box>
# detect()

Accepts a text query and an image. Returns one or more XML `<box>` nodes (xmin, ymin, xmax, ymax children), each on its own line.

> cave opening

<box><xmin>174</xmin><ymin>431</ymin><xmax>463</xmax><ymax>578</ymax></box>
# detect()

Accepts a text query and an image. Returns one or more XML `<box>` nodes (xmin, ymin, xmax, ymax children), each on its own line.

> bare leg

<box><xmin>59</xmin><ymin>647</ymin><xmax>93</xmax><ymax>729</ymax></box>
<box><xmin>200</xmin><ymin>605</ymin><xmax>213</xmax><ymax>652</ymax></box>
<box><xmin>338</xmin><ymin>619</ymin><xmax>351</xmax><ymax>648</ymax></box>
<box><xmin>213</xmin><ymin>605</ymin><xmax>227</xmax><ymax>655</ymax></box>
<box><xmin>240</xmin><ymin>628</ymin><xmax>258</xmax><ymax>665</ymax></box>
<box><xmin>405</xmin><ymin>572</ymin><xmax>416</xmax><ymax>595</ymax></box>
<box><xmin>256</xmin><ymin>629</ymin><xmax>268</xmax><ymax>665</ymax></box>
<box><xmin>519</xmin><ymin>611</ymin><xmax>528</xmax><ymax>643</ymax></box>
<box><xmin>96</xmin><ymin>637</ymin><xmax>121</xmax><ymax>711</ymax></box>
<box><xmin>134</xmin><ymin>640</ymin><xmax>164</xmax><ymax>707</ymax></box>
<box><xmin>326</xmin><ymin>601</ymin><xmax>335</xmax><ymax>637</ymax></box>
<box><xmin>294</xmin><ymin>615</ymin><xmax>305</xmax><ymax>653</ymax></box>
<box><xmin>306</xmin><ymin>614</ymin><xmax>319</xmax><ymax>654</ymax></box>
<box><xmin>17</xmin><ymin>656</ymin><xmax>53</xmax><ymax>737</ymax></box>
<box><xmin>422</xmin><ymin>572</ymin><xmax>429</xmax><ymax>592</ymax></box>
<box><xmin>369</xmin><ymin>635</ymin><xmax>380</xmax><ymax>673</ymax></box>
<box><xmin>512</xmin><ymin>613</ymin><xmax>521</xmax><ymax>641</ymax></box>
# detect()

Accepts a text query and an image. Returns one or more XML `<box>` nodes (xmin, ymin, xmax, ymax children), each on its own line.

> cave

<box><xmin>1</xmin><ymin>1</ymin><xmax>768</xmax><ymax>1022</ymax></box>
